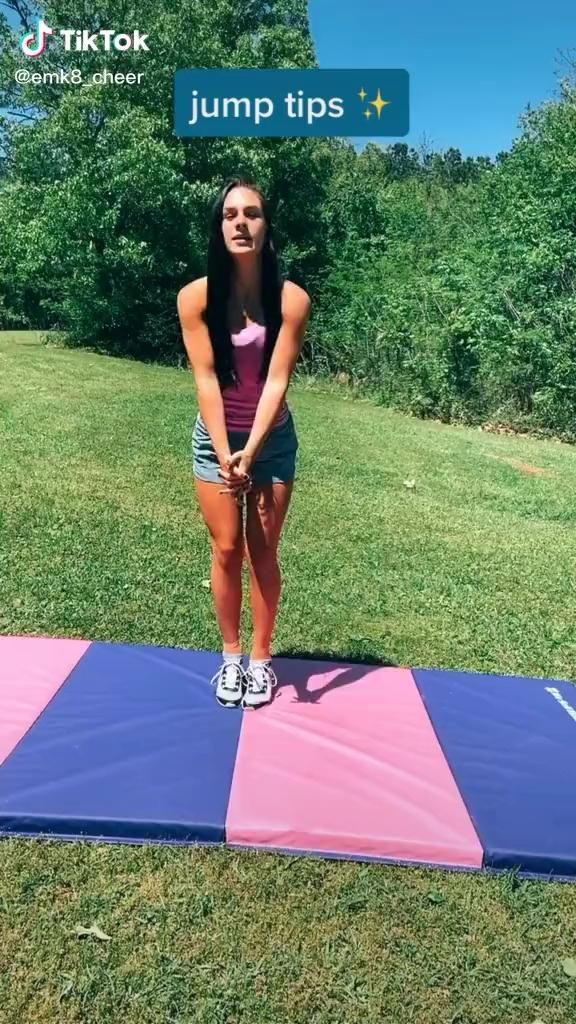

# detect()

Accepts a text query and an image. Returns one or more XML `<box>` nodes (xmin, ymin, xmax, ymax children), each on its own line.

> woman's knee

<box><xmin>212</xmin><ymin>536</ymin><xmax>244</xmax><ymax>569</ymax></box>
<box><xmin>245</xmin><ymin>535</ymin><xmax>279</xmax><ymax>573</ymax></box>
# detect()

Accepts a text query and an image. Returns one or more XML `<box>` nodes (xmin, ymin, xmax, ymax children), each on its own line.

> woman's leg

<box><xmin>194</xmin><ymin>478</ymin><xmax>245</xmax><ymax>654</ymax></box>
<box><xmin>244</xmin><ymin>481</ymin><xmax>295</xmax><ymax>660</ymax></box>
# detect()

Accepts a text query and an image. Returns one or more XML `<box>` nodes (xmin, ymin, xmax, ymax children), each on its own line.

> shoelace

<box><xmin>210</xmin><ymin>661</ymin><xmax>244</xmax><ymax>692</ymax></box>
<box><xmin>246</xmin><ymin>662</ymin><xmax>278</xmax><ymax>693</ymax></box>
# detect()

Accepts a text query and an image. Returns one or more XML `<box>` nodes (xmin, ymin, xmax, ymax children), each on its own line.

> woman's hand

<box><xmin>218</xmin><ymin>449</ymin><xmax>254</xmax><ymax>499</ymax></box>
<box><xmin>226</xmin><ymin>449</ymin><xmax>253</xmax><ymax>480</ymax></box>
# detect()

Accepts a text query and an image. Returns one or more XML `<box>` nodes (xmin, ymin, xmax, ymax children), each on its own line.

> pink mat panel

<box><xmin>226</xmin><ymin>663</ymin><xmax>484</xmax><ymax>867</ymax></box>
<box><xmin>0</xmin><ymin>636</ymin><xmax>92</xmax><ymax>766</ymax></box>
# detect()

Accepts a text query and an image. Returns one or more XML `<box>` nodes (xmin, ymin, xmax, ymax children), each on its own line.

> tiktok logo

<box><xmin>19</xmin><ymin>22</ymin><xmax>150</xmax><ymax>55</ymax></box>
<box><xmin>20</xmin><ymin>18</ymin><xmax>55</xmax><ymax>57</ymax></box>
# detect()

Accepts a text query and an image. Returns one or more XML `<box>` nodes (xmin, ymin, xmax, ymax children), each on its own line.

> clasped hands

<box><xmin>218</xmin><ymin>449</ymin><xmax>253</xmax><ymax>500</ymax></box>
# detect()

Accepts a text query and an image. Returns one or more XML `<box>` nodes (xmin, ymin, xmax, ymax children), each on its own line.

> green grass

<box><xmin>1</xmin><ymin>329</ymin><xmax>576</xmax><ymax>1023</ymax></box>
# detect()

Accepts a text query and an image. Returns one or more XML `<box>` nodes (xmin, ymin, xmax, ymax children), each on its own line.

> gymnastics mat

<box><xmin>1</xmin><ymin>635</ymin><xmax>575</xmax><ymax>881</ymax></box>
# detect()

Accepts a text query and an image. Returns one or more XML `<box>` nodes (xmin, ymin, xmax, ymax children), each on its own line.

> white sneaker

<box><xmin>242</xmin><ymin>661</ymin><xmax>278</xmax><ymax>709</ymax></box>
<box><xmin>210</xmin><ymin>658</ymin><xmax>246</xmax><ymax>708</ymax></box>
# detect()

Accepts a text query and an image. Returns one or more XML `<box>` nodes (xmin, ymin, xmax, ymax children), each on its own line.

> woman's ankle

<box><xmin>250</xmin><ymin>648</ymin><xmax>272</xmax><ymax>661</ymax></box>
<box><xmin>223</xmin><ymin>639</ymin><xmax>242</xmax><ymax>655</ymax></box>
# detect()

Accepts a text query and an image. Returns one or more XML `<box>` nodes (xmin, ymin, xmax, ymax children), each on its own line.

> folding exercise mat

<box><xmin>1</xmin><ymin>635</ymin><xmax>575</xmax><ymax>881</ymax></box>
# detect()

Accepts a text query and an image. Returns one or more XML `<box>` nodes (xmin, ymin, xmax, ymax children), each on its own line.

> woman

<box><xmin>177</xmin><ymin>176</ymin><xmax>311</xmax><ymax>709</ymax></box>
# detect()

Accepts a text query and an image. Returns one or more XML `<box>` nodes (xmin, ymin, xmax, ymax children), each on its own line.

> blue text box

<box><xmin>173</xmin><ymin>68</ymin><xmax>409</xmax><ymax>138</ymax></box>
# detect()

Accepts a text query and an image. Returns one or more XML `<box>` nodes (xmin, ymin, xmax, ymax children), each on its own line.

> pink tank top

<box><xmin>221</xmin><ymin>322</ymin><xmax>290</xmax><ymax>431</ymax></box>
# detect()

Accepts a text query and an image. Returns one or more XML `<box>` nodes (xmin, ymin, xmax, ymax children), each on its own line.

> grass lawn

<box><xmin>0</xmin><ymin>330</ymin><xmax>575</xmax><ymax>1023</ymax></box>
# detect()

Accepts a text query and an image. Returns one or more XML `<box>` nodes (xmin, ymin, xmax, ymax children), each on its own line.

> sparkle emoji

<box><xmin>358</xmin><ymin>86</ymin><xmax>390</xmax><ymax>119</ymax></box>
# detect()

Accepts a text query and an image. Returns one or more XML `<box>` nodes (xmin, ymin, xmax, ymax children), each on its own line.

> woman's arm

<box><xmin>176</xmin><ymin>279</ymin><xmax>231</xmax><ymax>467</ymax></box>
<box><xmin>244</xmin><ymin>281</ymin><xmax>311</xmax><ymax>463</ymax></box>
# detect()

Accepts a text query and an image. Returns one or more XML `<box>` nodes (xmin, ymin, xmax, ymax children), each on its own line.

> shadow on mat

<box><xmin>270</xmin><ymin>647</ymin><xmax>399</xmax><ymax>704</ymax></box>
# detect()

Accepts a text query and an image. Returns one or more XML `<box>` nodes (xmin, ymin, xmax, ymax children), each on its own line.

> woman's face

<box><xmin>221</xmin><ymin>186</ymin><xmax>267</xmax><ymax>256</ymax></box>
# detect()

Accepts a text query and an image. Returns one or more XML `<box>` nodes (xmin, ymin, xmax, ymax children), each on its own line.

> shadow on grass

<box><xmin>270</xmin><ymin>646</ymin><xmax>399</xmax><ymax>704</ymax></box>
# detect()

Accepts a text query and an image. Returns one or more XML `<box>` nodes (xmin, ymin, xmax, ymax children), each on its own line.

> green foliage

<box><xmin>0</xmin><ymin>0</ymin><xmax>328</xmax><ymax>359</ymax></box>
<box><xmin>0</xmin><ymin>1</ymin><xmax>575</xmax><ymax>436</ymax></box>
<box><xmin>309</xmin><ymin>77</ymin><xmax>576</xmax><ymax>438</ymax></box>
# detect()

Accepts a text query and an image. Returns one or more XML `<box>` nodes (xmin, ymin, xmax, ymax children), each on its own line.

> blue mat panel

<box><xmin>412</xmin><ymin>667</ymin><xmax>576</xmax><ymax>878</ymax></box>
<box><xmin>0</xmin><ymin>642</ymin><xmax>242</xmax><ymax>844</ymax></box>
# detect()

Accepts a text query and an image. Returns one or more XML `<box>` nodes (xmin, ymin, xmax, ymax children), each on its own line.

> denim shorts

<box><xmin>192</xmin><ymin>409</ymin><xmax>299</xmax><ymax>485</ymax></box>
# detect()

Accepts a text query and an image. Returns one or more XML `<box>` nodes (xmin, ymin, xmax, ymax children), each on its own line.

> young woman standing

<box><xmin>177</xmin><ymin>177</ymin><xmax>310</xmax><ymax>709</ymax></box>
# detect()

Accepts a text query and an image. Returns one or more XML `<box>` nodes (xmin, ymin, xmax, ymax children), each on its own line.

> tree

<box><xmin>0</xmin><ymin>0</ymin><xmax>334</xmax><ymax>358</ymax></box>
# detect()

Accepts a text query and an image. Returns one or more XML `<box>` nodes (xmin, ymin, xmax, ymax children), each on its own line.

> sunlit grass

<box><xmin>1</xmin><ymin>331</ymin><xmax>576</xmax><ymax>1023</ymax></box>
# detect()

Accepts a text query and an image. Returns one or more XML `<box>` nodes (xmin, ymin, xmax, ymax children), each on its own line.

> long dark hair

<box><xmin>203</xmin><ymin>176</ymin><xmax>284</xmax><ymax>390</ymax></box>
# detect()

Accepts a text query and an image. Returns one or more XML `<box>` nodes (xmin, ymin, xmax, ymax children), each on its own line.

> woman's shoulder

<box><xmin>177</xmin><ymin>276</ymin><xmax>207</xmax><ymax>314</ymax></box>
<box><xmin>281</xmin><ymin>278</ymin><xmax>311</xmax><ymax>320</ymax></box>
